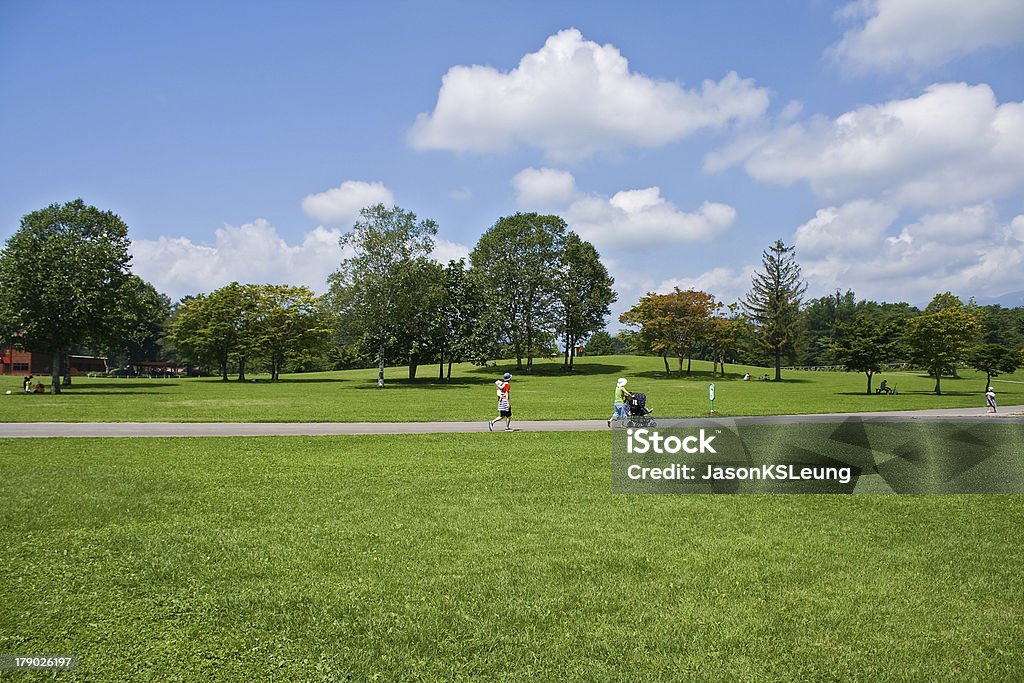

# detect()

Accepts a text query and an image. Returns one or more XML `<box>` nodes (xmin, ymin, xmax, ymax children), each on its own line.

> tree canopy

<box><xmin>743</xmin><ymin>240</ymin><xmax>807</xmax><ymax>381</ymax></box>
<box><xmin>0</xmin><ymin>199</ymin><xmax>133</xmax><ymax>392</ymax></box>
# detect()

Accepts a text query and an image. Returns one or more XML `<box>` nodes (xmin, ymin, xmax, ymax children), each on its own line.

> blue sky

<box><xmin>2</xmin><ymin>0</ymin><xmax>1023</xmax><ymax>320</ymax></box>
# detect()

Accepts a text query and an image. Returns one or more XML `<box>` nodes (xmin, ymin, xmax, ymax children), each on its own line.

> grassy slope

<box><xmin>1</xmin><ymin>434</ymin><xmax>1022</xmax><ymax>681</ymax></box>
<box><xmin>1</xmin><ymin>356</ymin><xmax>1021</xmax><ymax>423</ymax></box>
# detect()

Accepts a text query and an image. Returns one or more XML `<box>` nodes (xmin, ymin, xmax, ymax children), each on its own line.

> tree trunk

<box><xmin>221</xmin><ymin>354</ymin><xmax>229</xmax><ymax>381</ymax></box>
<box><xmin>686</xmin><ymin>356</ymin><xmax>692</xmax><ymax>375</ymax></box>
<box><xmin>865</xmin><ymin>371</ymin><xmax>874</xmax><ymax>395</ymax></box>
<box><xmin>569</xmin><ymin>344</ymin><xmax>575</xmax><ymax>370</ymax></box>
<box><xmin>62</xmin><ymin>352</ymin><xmax>72</xmax><ymax>386</ymax></box>
<box><xmin>446</xmin><ymin>360</ymin><xmax>453</xmax><ymax>382</ymax></box>
<box><xmin>933</xmin><ymin>369</ymin><xmax>942</xmax><ymax>395</ymax></box>
<box><xmin>677</xmin><ymin>356</ymin><xmax>684</xmax><ymax>378</ymax></box>
<box><xmin>439</xmin><ymin>358</ymin><xmax>444</xmax><ymax>381</ymax></box>
<box><xmin>985</xmin><ymin>372</ymin><xmax>992</xmax><ymax>391</ymax></box>
<box><xmin>409</xmin><ymin>355</ymin><xmax>418</xmax><ymax>381</ymax></box>
<box><xmin>663</xmin><ymin>355</ymin><xmax>670</xmax><ymax>374</ymax></box>
<box><xmin>50</xmin><ymin>351</ymin><xmax>63</xmax><ymax>394</ymax></box>
<box><xmin>237</xmin><ymin>358</ymin><xmax>246</xmax><ymax>382</ymax></box>
<box><xmin>774</xmin><ymin>350</ymin><xmax>782</xmax><ymax>382</ymax></box>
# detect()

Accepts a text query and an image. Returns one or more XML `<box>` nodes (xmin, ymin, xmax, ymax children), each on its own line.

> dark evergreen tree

<box><xmin>742</xmin><ymin>240</ymin><xmax>807</xmax><ymax>381</ymax></box>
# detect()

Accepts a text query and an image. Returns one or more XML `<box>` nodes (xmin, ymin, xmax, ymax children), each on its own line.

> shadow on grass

<box><xmin>465</xmin><ymin>361</ymin><xmax>630</xmax><ymax>377</ymax></box>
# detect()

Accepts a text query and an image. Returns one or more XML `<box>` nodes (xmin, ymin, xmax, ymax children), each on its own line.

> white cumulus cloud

<box><xmin>131</xmin><ymin>220</ymin><xmax>471</xmax><ymax>301</ymax></box>
<box><xmin>409</xmin><ymin>28</ymin><xmax>769</xmax><ymax>160</ymax></box>
<box><xmin>793</xmin><ymin>203</ymin><xmax>1024</xmax><ymax>303</ymax></box>
<box><xmin>510</xmin><ymin>168</ymin><xmax>736</xmax><ymax>250</ymax></box>
<box><xmin>707</xmin><ymin>82</ymin><xmax>1024</xmax><ymax>209</ymax></box>
<box><xmin>513</xmin><ymin>167</ymin><xmax>578</xmax><ymax>209</ymax></box>
<box><xmin>828</xmin><ymin>0</ymin><xmax>1024</xmax><ymax>73</ymax></box>
<box><xmin>301</xmin><ymin>180</ymin><xmax>395</xmax><ymax>226</ymax></box>
<box><xmin>131</xmin><ymin>220</ymin><xmax>351</xmax><ymax>300</ymax></box>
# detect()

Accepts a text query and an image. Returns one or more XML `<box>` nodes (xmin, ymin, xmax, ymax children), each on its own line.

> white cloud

<box><xmin>793</xmin><ymin>203</ymin><xmax>1024</xmax><ymax>303</ymax></box>
<box><xmin>567</xmin><ymin>189</ymin><xmax>736</xmax><ymax>250</ymax></box>
<box><xmin>794</xmin><ymin>200</ymin><xmax>899</xmax><ymax>256</ymax></box>
<box><xmin>829</xmin><ymin>0</ymin><xmax>1024</xmax><ymax>73</ymax></box>
<box><xmin>653</xmin><ymin>266</ymin><xmax>757</xmax><ymax>305</ymax></box>
<box><xmin>131</xmin><ymin>221</ymin><xmax>473</xmax><ymax>301</ymax></box>
<box><xmin>433</xmin><ymin>238</ymin><xmax>471</xmax><ymax>265</ymax></box>
<box><xmin>707</xmin><ymin>82</ymin><xmax>1024</xmax><ymax>209</ymax></box>
<box><xmin>409</xmin><ymin>28</ymin><xmax>769</xmax><ymax>160</ymax></box>
<box><xmin>509</xmin><ymin>168</ymin><xmax>736</xmax><ymax>249</ymax></box>
<box><xmin>513</xmin><ymin>167</ymin><xmax>577</xmax><ymax>209</ymax></box>
<box><xmin>301</xmin><ymin>180</ymin><xmax>394</xmax><ymax>226</ymax></box>
<box><xmin>131</xmin><ymin>220</ymin><xmax>350</xmax><ymax>300</ymax></box>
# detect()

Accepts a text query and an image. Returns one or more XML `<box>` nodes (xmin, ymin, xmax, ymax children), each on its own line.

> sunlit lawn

<box><xmin>2</xmin><ymin>433</ymin><xmax>1022</xmax><ymax>681</ymax></box>
<box><xmin>1</xmin><ymin>356</ymin><xmax>1020</xmax><ymax>423</ymax></box>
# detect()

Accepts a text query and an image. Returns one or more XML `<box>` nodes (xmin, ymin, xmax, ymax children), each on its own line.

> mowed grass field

<box><xmin>2</xmin><ymin>434</ymin><xmax>1023</xmax><ymax>681</ymax></box>
<box><xmin>1</xmin><ymin>355</ymin><xmax>1021</xmax><ymax>422</ymax></box>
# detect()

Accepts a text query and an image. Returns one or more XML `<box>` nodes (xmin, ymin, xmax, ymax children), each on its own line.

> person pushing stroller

<box><xmin>608</xmin><ymin>377</ymin><xmax>632</xmax><ymax>428</ymax></box>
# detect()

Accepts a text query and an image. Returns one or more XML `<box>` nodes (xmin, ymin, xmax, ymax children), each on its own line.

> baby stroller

<box><xmin>625</xmin><ymin>392</ymin><xmax>655</xmax><ymax>427</ymax></box>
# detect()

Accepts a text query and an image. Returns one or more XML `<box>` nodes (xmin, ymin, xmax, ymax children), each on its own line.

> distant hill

<box><xmin>975</xmin><ymin>290</ymin><xmax>1024</xmax><ymax>308</ymax></box>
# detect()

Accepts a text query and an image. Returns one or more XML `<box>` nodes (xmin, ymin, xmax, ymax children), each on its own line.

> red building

<box><xmin>1</xmin><ymin>347</ymin><xmax>108</xmax><ymax>376</ymax></box>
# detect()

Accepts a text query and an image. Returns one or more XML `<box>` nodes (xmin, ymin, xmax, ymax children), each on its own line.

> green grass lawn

<box><xmin>1</xmin><ymin>433</ymin><xmax>1022</xmax><ymax>681</ymax></box>
<box><xmin>1</xmin><ymin>356</ymin><xmax>1021</xmax><ymax>423</ymax></box>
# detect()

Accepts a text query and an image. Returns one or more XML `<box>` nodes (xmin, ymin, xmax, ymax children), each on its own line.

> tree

<box><xmin>325</xmin><ymin>204</ymin><xmax>437</xmax><ymax>386</ymax></box>
<box><xmin>556</xmin><ymin>232</ymin><xmax>616</xmax><ymax>371</ymax></box>
<box><xmin>470</xmin><ymin>213</ymin><xmax>566</xmax><ymax>373</ymax></box>
<box><xmin>969</xmin><ymin>343</ymin><xmax>1021</xmax><ymax>391</ymax></box>
<box><xmin>584</xmin><ymin>330</ymin><xmax>617</xmax><ymax>356</ymax></box>
<box><xmin>904</xmin><ymin>294</ymin><xmax>983</xmax><ymax>394</ymax></box>
<box><xmin>167</xmin><ymin>284</ymin><xmax>249</xmax><ymax>381</ymax></box>
<box><xmin>708</xmin><ymin>303</ymin><xmax>747</xmax><ymax>378</ymax></box>
<box><xmin>0</xmin><ymin>199</ymin><xmax>132</xmax><ymax>393</ymax></box>
<box><xmin>802</xmin><ymin>290</ymin><xmax>858</xmax><ymax>365</ymax></box>
<box><xmin>435</xmin><ymin>259</ymin><xmax>488</xmax><ymax>381</ymax></box>
<box><xmin>620</xmin><ymin>288</ymin><xmax>720</xmax><ymax>378</ymax></box>
<box><xmin>831</xmin><ymin>313</ymin><xmax>898</xmax><ymax>394</ymax></box>
<box><xmin>105</xmin><ymin>275</ymin><xmax>172</xmax><ymax>370</ymax></box>
<box><xmin>743</xmin><ymin>240</ymin><xmax>807</xmax><ymax>381</ymax></box>
<box><xmin>256</xmin><ymin>285</ymin><xmax>333</xmax><ymax>381</ymax></box>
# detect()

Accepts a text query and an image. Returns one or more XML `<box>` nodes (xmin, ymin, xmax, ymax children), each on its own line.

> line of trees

<box><xmin>2</xmin><ymin>200</ymin><xmax>1020</xmax><ymax>392</ymax></box>
<box><xmin>618</xmin><ymin>238</ymin><xmax>1023</xmax><ymax>395</ymax></box>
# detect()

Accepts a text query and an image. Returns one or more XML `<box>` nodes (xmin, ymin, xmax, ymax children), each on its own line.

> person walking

<box><xmin>489</xmin><ymin>373</ymin><xmax>513</xmax><ymax>431</ymax></box>
<box><xmin>986</xmin><ymin>386</ymin><xmax>997</xmax><ymax>413</ymax></box>
<box><xmin>608</xmin><ymin>377</ymin><xmax>631</xmax><ymax>428</ymax></box>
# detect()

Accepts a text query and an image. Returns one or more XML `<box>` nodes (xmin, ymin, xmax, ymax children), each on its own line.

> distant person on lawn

<box><xmin>489</xmin><ymin>373</ymin><xmax>513</xmax><ymax>431</ymax></box>
<box><xmin>608</xmin><ymin>377</ymin><xmax>632</xmax><ymax>428</ymax></box>
<box><xmin>986</xmin><ymin>387</ymin><xmax>997</xmax><ymax>414</ymax></box>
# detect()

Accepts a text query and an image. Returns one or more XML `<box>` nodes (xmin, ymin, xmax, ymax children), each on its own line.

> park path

<box><xmin>0</xmin><ymin>406</ymin><xmax>1021</xmax><ymax>438</ymax></box>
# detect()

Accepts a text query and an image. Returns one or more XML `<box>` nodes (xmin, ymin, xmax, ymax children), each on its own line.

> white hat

<box><xmin>496</xmin><ymin>380</ymin><xmax>504</xmax><ymax>388</ymax></box>
<box><xmin>988</xmin><ymin>387</ymin><xmax>995</xmax><ymax>392</ymax></box>
<box><xmin>617</xmin><ymin>378</ymin><xmax>628</xmax><ymax>387</ymax></box>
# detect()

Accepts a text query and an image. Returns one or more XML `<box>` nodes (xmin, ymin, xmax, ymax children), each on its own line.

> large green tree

<box><xmin>904</xmin><ymin>294</ymin><xmax>983</xmax><ymax>394</ymax></box>
<box><xmin>620</xmin><ymin>288</ymin><xmax>720</xmax><ymax>378</ymax></box>
<box><xmin>831</xmin><ymin>313</ymin><xmax>899</xmax><ymax>394</ymax></box>
<box><xmin>470</xmin><ymin>213</ymin><xmax>566</xmax><ymax>373</ymax></box>
<box><xmin>105</xmin><ymin>275</ymin><xmax>172</xmax><ymax>370</ymax></box>
<box><xmin>435</xmin><ymin>259</ymin><xmax>488</xmax><ymax>381</ymax></box>
<box><xmin>0</xmin><ymin>199</ymin><xmax>132</xmax><ymax>393</ymax></box>
<box><xmin>969</xmin><ymin>343</ymin><xmax>1021</xmax><ymax>392</ymax></box>
<box><xmin>325</xmin><ymin>204</ymin><xmax>437</xmax><ymax>385</ymax></box>
<box><xmin>556</xmin><ymin>232</ymin><xmax>616</xmax><ymax>371</ymax></box>
<box><xmin>743</xmin><ymin>240</ymin><xmax>807</xmax><ymax>381</ymax></box>
<box><xmin>256</xmin><ymin>285</ymin><xmax>333</xmax><ymax>381</ymax></box>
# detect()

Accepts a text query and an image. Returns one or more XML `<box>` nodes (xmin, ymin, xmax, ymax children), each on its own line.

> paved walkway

<box><xmin>0</xmin><ymin>406</ymin><xmax>1020</xmax><ymax>438</ymax></box>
